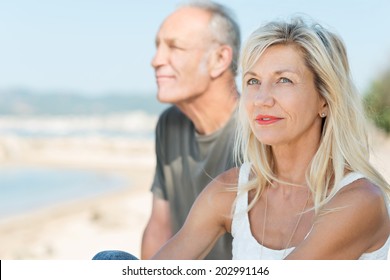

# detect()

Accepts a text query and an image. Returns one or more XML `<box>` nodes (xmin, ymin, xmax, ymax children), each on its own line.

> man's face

<box><xmin>151</xmin><ymin>7</ymin><xmax>215</xmax><ymax>104</ymax></box>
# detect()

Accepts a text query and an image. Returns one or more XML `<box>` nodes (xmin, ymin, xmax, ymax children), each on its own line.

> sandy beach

<box><xmin>0</xmin><ymin>137</ymin><xmax>155</xmax><ymax>259</ymax></box>
<box><xmin>0</xmin><ymin>127</ymin><xmax>389</xmax><ymax>260</ymax></box>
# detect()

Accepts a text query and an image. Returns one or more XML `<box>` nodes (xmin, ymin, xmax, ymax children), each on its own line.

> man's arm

<box><xmin>141</xmin><ymin>195</ymin><xmax>172</xmax><ymax>259</ymax></box>
<box><xmin>150</xmin><ymin>168</ymin><xmax>237</xmax><ymax>260</ymax></box>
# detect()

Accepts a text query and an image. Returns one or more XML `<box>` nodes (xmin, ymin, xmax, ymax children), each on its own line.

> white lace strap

<box><xmin>337</xmin><ymin>172</ymin><xmax>365</xmax><ymax>191</ymax></box>
<box><xmin>234</xmin><ymin>162</ymin><xmax>251</xmax><ymax>214</ymax></box>
<box><xmin>238</xmin><ymin>162</ymin><xmax>251</xmax><ymax>192</ymax></box>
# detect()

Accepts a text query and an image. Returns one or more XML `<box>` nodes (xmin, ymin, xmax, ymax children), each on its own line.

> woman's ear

<box><xmin>209</xmin><ymin>45</ymin><xmax>233</xmax><ymax>78</ymax></box>
<box><xmin>319</xmin><ymin>98</ymin><xmax>328</xmax><ymax>118</ymax></box>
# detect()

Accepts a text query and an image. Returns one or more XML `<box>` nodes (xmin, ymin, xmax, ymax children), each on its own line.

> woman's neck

<box><xmin>271</xmin><ymin>135</ymin><xmax>321</xmax><ymax>185</ymax></box>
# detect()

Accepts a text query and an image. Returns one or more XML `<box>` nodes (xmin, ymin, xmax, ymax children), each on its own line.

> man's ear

<box><xmin>209</xmin><ymin>45</ymin><xmax>233</xmax><ymax>78</ymax></box>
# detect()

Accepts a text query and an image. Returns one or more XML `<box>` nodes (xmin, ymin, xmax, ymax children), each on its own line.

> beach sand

<box><xmin>0</xmin><ymin>128</ymin><xmax>389</xmax><ymax>260</ymax></box>
<box><xmin>0</xmin><ymin>138</ymin><xmax>155</xmax><ymax>259</ymax></box>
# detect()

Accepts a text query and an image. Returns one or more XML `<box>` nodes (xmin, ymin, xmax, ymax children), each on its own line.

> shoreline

<box><xmin>0</xmin><ymin>138</ymin><xmax>155</xmax><ymax>259</ymax></box>
<box><xmin>0</xmin><ymin>128</ymin><xmax>389</xmax><ymax>259</ymax></box>
<box><xmin>0</xmin><ymin>185</ymin><xmax>152</xmax><ymax>259</ymax></box>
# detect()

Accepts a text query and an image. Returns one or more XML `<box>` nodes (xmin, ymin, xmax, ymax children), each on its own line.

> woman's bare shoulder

<box><xmin>291</xmin><ymin>177</ymin><xmax>390</xmax><ymax>259</ymax></box>
<box><xmin>336</xmin><ymin>177</ymin><xmax>387</xmax><ymax>210</ymax></box>
<box><xmin>198</xmin><ymin>167</ymin><xmax>240</xmax><ymax>214</ymax></box>
<box><xmin>207</xmin><ymin>167</ymin><xmax>240</xmax><ymax>192</ymax></box>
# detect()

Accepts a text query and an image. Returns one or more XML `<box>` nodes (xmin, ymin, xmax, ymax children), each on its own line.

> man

<box><xmin>141</xmin><ymin>1</ymin><xmax>241</xmax><ymax>260</ymax></box>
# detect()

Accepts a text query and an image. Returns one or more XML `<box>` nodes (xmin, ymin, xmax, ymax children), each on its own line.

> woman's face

<box><xmin>243</xmin><ymin>44</ymin><xmax>326</xmax><ymax>149</ymax></box>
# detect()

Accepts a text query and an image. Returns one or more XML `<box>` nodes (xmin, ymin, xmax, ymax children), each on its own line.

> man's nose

<box><xmin>151</xmin><ymin>45</ymin><xmax>168</xmax><ymax>69</ymax></box>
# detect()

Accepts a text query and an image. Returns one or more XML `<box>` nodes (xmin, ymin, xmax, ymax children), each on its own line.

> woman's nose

<box><xmin>253</xmin><ymin>84</ymin><xmax>275</xmax><ymax>107</ymax></box>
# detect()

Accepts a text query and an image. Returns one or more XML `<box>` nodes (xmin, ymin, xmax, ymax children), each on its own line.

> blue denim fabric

<box><xmin>92</xmin><ymin>250</ymin><xmax>139</xmax><ymax>260</ymax></box>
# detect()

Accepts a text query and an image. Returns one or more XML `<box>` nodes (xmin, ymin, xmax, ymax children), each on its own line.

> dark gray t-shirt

<box><xmin>151</xmin><ymin>106</ymin><xmax>237</xmax><ymax>259</ymax></box>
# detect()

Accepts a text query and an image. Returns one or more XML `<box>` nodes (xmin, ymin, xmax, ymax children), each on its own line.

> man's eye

<box><xmin>247</xmin><ymin>78</ymin><xmax>259</xmax><ymax>85</ymax></box>
<box><xmin>169</xmin><ymin>44</ymin><xmax>184</xmax><ymax>50</ymax></box>
<box><xmin>279</xmin><ymin>77</ymin><xmax>292</xmax><ymax>83</ymax></box>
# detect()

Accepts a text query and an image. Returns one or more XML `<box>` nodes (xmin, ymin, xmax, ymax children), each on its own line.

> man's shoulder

<box><xmin>159</xmin><ymin>105</ymin><xmax>186</xmax><ymax>120</ymax></box>
<box><xmin>157</xmin><ymin>106</ymin><xmax>191</xmax><ymax>129</ymax></box>
<box><xmin>155</xmin><ymin>106</ymin><xmax>193</xmax><ymax>140</ymax></box>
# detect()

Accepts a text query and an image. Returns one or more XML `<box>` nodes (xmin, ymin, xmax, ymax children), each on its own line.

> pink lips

<box><xmin>255</xmin><ymin>115</ymin><xmax>283</xmax><ymax>125</ymax></box>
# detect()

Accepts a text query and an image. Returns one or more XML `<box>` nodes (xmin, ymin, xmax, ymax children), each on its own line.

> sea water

<box><xmin>0</xmin><ymin>112</ymin><xmax>157</xmax><ymax>219</ymax></box>
<box><xmin>0</xmin><ymin>166</ymin><xmax>130</xmax><ymax>219</ymax></box>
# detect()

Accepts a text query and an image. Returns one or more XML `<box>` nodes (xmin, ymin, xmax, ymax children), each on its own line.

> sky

<box><xmin>1</xmin><ymin>0</ymin><xmax>390</xmax><ymax>96</ymax></box>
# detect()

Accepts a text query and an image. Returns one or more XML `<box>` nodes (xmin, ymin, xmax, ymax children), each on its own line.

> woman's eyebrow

<box><xmin>243</xmin><ymin>71</ymin><xmax>258</xmax><ymax>77</ymax></box>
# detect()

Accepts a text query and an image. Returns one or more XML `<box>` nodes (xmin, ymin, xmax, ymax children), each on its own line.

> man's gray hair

<box><xmin>180</xmin><ymin>0</ymin><xmax>241</xmax><ymax>76</ymax></box>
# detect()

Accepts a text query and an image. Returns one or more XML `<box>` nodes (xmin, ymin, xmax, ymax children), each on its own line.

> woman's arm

<box><xmin>286</xmin><ymin>178</ymin><xmax>390</xmax><ymax>259</ymax></box>
<box><xmin>151</xmin><ymin>168</ymin><xmax>239</xmax><ymax>260</ymax></box>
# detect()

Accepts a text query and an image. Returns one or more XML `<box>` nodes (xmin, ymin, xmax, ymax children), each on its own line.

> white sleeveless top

<box><xmin>231</xmin><ymin>162</ymin><xmax>390</xmax><ymax>260</ymax></box>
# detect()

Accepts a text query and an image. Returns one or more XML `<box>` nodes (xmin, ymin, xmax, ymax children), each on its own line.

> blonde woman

<box><xmin>229</xmin><ymin>17</ymin><xmax>390</xmax><ymax>259</ymax></box>
<box><xmin>94</xmin><ymin>17</ymin><xmax>390</xmax><ymax>260</ymax></box>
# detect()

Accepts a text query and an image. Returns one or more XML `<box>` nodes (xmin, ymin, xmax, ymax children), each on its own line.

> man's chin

<box><xmin>157</xmin><ymin>92</ymin><xmax>179</xmax><ymax>104</ymax></box>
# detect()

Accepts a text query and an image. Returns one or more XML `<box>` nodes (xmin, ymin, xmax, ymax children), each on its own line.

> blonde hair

<box><xmin>234</xmin><ymin>17</ymin><xmax>390</xmax><ymax>214</ymax></box>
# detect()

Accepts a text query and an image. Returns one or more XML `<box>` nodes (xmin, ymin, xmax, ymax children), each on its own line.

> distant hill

<box><xmin>0</xmin><ymin>89</ymin><xmax>168</xmax><ymax>116</ymax></box>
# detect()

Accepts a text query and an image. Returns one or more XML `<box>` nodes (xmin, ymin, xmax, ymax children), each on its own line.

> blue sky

<box><xmin>1</xmin><ymin>0</ymin><xmax>389</xmax><ymax>95</ymax></box>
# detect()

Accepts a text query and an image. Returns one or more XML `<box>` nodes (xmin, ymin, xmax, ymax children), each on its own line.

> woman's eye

<box><xmin>247</xmin><ymin>78</ymin><xmax>259</xmax><ymax>85</ymax></box>
<box><xmin>279</xmin><ymin>77</ymin><xmax>292</xmax><ymax>84</ymax></box>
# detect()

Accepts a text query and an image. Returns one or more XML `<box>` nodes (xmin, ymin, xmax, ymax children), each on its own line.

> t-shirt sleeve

<box><xmin>150</xmin><ymin>111</ymin><xmax>168</xmax><ymax>200</ymax></box>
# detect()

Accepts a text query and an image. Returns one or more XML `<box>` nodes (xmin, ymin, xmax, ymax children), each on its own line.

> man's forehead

<box><xmin>158</xmin><ymin>8</ymin><xmax>211</xmax><ymax>35</ymax></box>
<box><xmin>156</xmin><ymin>10</ymin><xmax>212</xmax><ymax>46</ymax></box>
